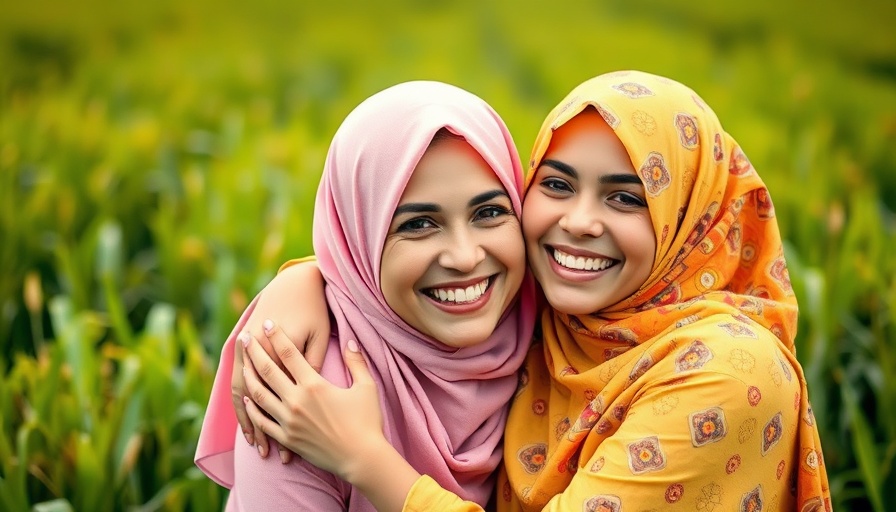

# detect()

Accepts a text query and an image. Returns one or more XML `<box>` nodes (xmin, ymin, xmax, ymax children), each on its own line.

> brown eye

<box><xmin>540</xmin><ymin>177</ymin><xmax>573</xmax><ymax>194</ymax></box>
<box><xmin>474</xmin><ymin>205</ymin><xmax>513</xmax><ymax>221</ymax></box>
<box><xmin>610</xmin><ymin>192</ymin><xmax>647</xmax><ymax>208</ymax></box>
<box><xmin>396</xmin><ymin>217</ymin><xmax>437</xmax><ymax>233</ymax></box>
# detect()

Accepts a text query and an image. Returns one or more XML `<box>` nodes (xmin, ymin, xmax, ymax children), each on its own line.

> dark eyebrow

<box><xmin>394</xmin><ymin>190</ymin><xmax>509</xmax><ymax>217</ymax></box>
<box><xmin>469</xmin><ymin>189</ymin><xmax>509</xmax><ymax>207</ymax></box>
<box><xmin>393</xmin><ymin>203</ymin><xmax>439</xmax><ymax>216</ymax></box>
<box><xmin>600</xmin><ymin>174</ymin><xmax>643</xmax><ymax>185</ymax></box>
<box><xmin>541</xmin><ymin>159</ymin><xmax>577</xmax><ymax>179</ymax></box>
<box><xmin>541</xmin><ymin>158</ymin><xmax>642</xmax><ymax>185</ymax></box>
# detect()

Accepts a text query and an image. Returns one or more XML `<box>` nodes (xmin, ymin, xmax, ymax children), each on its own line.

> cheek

<box><xmin>487</xmin><ymin>226</ymin><xmax>527</xmax><ymax>310</ymax></box>
<box><xmin>637</xmin><ymin>216</ymin><xmax>658</xmax><ymax>262</ymax></box>
<box><xmin>624</xmin><ymin>218</ymin><xmax>658</xmax><ymax>278</ymax></box>
<box><xmin>486</xmin><ymin>224</ymin><xmax>526</xmax><ymax>270</ymax></box>
<box><xmin>380</xmin><ymin>245</ymin><xmax>422</xmax><ymax>303</ymax></box>
<box><xmin>506</xmin><ymin>230</ymin><xmax>528</xmax><ymax>275</ymax></box>
<box><xmin>521</xmin><ymin>199</ymin><xmax>546</xmax><ymax>246</ymax></box>
<box><xmin>522</xmin><ymin>214</ymin><xmax>556</xmax><ymax>255</ymax></box>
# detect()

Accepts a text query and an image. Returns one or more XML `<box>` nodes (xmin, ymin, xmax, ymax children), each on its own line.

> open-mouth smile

<box><xmin>548</xmin><ymin>246</ymin><xmax>617</xmax><ymax>272</ymax></box>
<box><xmin>423</xmin><ymin>275</ymin><xmax>494</xmax><ymax>304</ymax></box>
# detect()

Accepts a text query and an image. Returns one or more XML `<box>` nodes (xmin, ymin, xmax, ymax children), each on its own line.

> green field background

<box><xmin>2</xmin><ymin>0</ymin><xmax>895</xmax><ymax>510</ymax></box>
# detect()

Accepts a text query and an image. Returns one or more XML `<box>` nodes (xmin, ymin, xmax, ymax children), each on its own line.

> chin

<box><xmin>435</xmin><ymin>326</ymin><xmax>494</xmax><ymax>349</ymax></box>
<box><xmin>551</xmin><ymin>303</ymin><xmax>595</xmax><ymax>316</ymax></box>
<box><xmin>542</xmin><ymin>289</ymin><xmax>602</xmax><ymax>316</ymax></box>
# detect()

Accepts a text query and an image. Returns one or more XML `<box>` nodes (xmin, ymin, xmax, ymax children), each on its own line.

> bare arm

<box><xmin>241</xmin><ymin>326</ymin><xmax>421</xmax><ymax>512</ymax></box>
<box><xmin>231</xmin><ymin>260</ymin><xmax>331</xmax><ymax>461</ymax></box>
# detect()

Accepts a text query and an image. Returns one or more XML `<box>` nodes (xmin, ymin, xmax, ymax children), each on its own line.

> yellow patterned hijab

<box><xmin>506</xmin><ymin>71</ymin><xmax>830</xmax><ymax>509</ymax></box>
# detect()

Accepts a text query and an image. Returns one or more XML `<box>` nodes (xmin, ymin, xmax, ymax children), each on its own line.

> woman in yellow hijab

<box><xmin>237</xmin><ymin>71</ymin><xmax>832</xmax><ymax>511</ymax></box>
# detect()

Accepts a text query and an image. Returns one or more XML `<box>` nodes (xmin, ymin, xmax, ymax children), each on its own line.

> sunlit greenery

<box><xmin>2</xmin><ymin>0</ymin><xmax>894</xmax><ymax>510</ymax></box>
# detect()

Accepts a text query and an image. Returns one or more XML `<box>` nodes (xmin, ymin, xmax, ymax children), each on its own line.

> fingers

<box><xmin>254</xmin><ymin>424</ymin><xmax>271</xmax><ymax>458</ymax></box>
<box><xmin>343</xmin><ymin>339</ymin><xmax>374</xmax><ymax>387</ymax></box>
<box><xmin>243</xmin><ymin>396</ymin><xmax>283</xmax><ymax>459</ymax></box>
<box><xmin>238</xmin><ymin>330</ymin><xmax>294</xmax><ymax>464</ymax></box>
<box><xmin>231</xmin><ymin>342</ymin><xmax>255</xmax><ymax>446</ymax></box>
<box><xmin>241</xmin><ymin>330</ymin><xmax>299</xmax><ymax>398</ymax></box>
<box><xmin>241</xmin><ymin>337</ymin><xmax>290</xmax><ymax>424</ymax></box>
<box><xmin>260</xmin><ymin>319</ymin><xmax>320</xmax><ymax>387</ymax></box>
<box><xmin>278</xmin><ymin>445</ymin><xmax>294</xmax><ymax>464</ymax></box>
<box><xmin>240</xmin><ymin>340</ymin><xmax>278</xmax><ymax>457</ymax></box>
<box><xmin>253</xmin><ymin>329</ymin><xmax>281</xmax><ymax>370</ymax></box>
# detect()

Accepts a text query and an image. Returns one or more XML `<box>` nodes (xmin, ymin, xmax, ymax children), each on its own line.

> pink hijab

<box><xmin>196</xmin><ymin>81</ymin><xmax>535</xmax><ymax>508</ymax></box>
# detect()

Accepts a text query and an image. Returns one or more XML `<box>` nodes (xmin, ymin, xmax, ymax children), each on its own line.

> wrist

<box><xmin>342</xmin><ymin>435</ymin><xmax>419</xmax><ymax>512</ymax></box>
<box><xmin>339</xmin><ymin>433</ymin><xmax>391</xmax><ymax>484</ymax></box>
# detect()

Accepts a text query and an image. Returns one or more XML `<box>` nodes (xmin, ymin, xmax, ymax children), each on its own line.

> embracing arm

<box><xmin>241</xmin><ymin>326</ymin><xmax>426</xmax><ymax>512</ymax></box>
<box><xmin>231</xmin><ymin>258</ymin><xmax>332</xmax><ymax>461</ymax></box>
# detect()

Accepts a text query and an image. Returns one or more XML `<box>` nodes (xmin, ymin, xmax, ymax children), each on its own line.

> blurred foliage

<box><xmin>1</xmin><ymin>0</ymin><xmax>894</xmax><ymax>510</ymax></box>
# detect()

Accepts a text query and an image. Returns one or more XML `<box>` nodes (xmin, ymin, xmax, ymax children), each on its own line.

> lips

<box><xmin>423</xmin><ymin>276</ymin><xmax>493</xmax><ymax>304</ymax></box>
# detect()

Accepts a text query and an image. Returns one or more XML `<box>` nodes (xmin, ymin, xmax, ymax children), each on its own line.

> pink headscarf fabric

<box><xmin>196</xmin><ymin>81</ymin><xmax>535</xmax><ymax>509</ymax></box>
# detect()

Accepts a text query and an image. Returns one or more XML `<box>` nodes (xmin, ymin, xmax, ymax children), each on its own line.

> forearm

<box><xmin>242</xmin><ymin>330</ymin><xmax>417</xmax><ymax>510</ymax></box>
<box><xmin>341</xmin><ymin>437</ymin><xmax>420</xmax><ymax>512</ymax></box>
<box><xmin>340</xmin><ymin>437</ymin><xmax>487</xmax><ymax>512</ymax></box>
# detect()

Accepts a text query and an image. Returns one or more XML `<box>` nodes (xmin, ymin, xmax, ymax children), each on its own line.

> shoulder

<box><xmin>636</xmin><ymin>314</ymin><xmax>801</xmax><ymax>404</ymax></box>
<box><xmin>659</xmin><ymin>313</ymin><xmax>795</xmax><ymax>376</ymax></box>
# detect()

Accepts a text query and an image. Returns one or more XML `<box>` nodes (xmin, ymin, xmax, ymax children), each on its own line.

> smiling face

<box><xmin>522</xmin><ymin>109</ymin><xmax>656</xmax><ymax>315</ymax></box>
<box><xmin>380</xmin><ymin>135</ymin><xmax>526</xmax><ymax>349</ymax></box>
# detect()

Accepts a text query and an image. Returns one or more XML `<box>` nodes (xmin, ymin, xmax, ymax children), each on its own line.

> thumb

<box><xmin>344</xmin><ymin>339</ymin><xmax>373</xmax><ymax>386</ymax></box>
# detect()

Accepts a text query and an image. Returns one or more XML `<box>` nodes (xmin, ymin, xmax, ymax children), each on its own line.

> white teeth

<box><xmin>426</xmin><ymin>277</ymin><xmax>490</xmax><ymax>304</ymax></box>
<box><xmin>552</xmin><ymin>248</ymin><xmax>613</xmax><ymax>271</ymax></box>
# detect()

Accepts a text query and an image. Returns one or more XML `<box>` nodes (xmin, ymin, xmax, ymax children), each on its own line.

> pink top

<box><xmin>196</xmin><ymin>81</ymin><xmax>535</xmax><ymax>511</ymax></box>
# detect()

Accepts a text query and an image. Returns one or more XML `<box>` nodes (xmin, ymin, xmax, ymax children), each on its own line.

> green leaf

<box><xmin>842</xmin><ymin>385</ymin><xmax>884</xmax><ymax>512</ymax></box>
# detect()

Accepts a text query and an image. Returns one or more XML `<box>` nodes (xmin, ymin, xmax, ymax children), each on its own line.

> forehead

<box><xmin>543</xmin><ymin>110</ymin><xmax>635</xmax><ymax>173</ymax></box>
<box><xmin>399</xmin><ymin>138</ymin><xmax>504</xmax><ymax>202</ymax></box>
<box><xmin>554</xmin><ymin>108</ymin><xmax>613</xmax><ymax>137</ymax></box>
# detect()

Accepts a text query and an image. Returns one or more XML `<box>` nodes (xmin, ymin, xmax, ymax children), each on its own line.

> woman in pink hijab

<box><xmin>195</xmin><ymin>81</ymin><xmax>535</xmax><ymax>511</ymax></box>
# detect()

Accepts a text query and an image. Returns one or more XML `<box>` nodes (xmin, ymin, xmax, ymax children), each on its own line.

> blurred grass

<box><xmin>1</xmin><ymin>0</ymin><xmax>894</xmax><ymax>509</ymax></box>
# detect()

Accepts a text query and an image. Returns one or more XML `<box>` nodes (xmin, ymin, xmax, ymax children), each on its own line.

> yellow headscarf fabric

<box><xmin>501</xmin><ymin>71</ymin><xmax>831</xmax><ymax>511</ymax></box>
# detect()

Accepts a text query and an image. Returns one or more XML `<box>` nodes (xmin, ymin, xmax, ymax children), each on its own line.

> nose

<box><xmin>438</xmin><ymin>228</ymin><xmax>486</xmax><ymax>273</ymax></box>
<box><xmin>558</xmin><ymin>196</ymin><xmax>605</xmax><ymax>238</ymax></box>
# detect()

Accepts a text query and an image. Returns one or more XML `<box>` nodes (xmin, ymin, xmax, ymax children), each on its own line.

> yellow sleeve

<box><xmin>278</xmin><ymin>255</ymin><xmax>317</xmax><ymax>273</ymax></box>
<box><xmin>403</xmin><ymin>475</ymin><xmax>484</xmax><ymax>512</ymax></box>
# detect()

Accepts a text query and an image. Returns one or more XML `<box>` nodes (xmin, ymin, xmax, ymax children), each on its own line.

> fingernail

<box><xmin>244</xmin><ymin>431</ymin><xmax>253</xmax><ymax>445</ymax></box>
<box><xmin>243</xmin><ymin>396</ymin><xmax>249</xmax><ymax>405</ymax></box>
<box><xmin>263</xmin><ymin>319</ymin><xmax>274</xmax><ymax>333</ymax></box>
<box><xmin>347</xmin><ymin>339</ymin><xmax>359</xmax><ymax>353</ymax></box>
<box><xmin>280</xmin><ymin>450</ymin><xmax>289</xmax><ymax>464</ymax></box>
<box><xmin>239</xmin><ymin>332</ymin><xmax>250</xmax><ymax>348</ymax></box>
<box><xmin>257</xmin><ymin>444</ymin><xmax>265</xmax><ymax>456</ymax></box>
